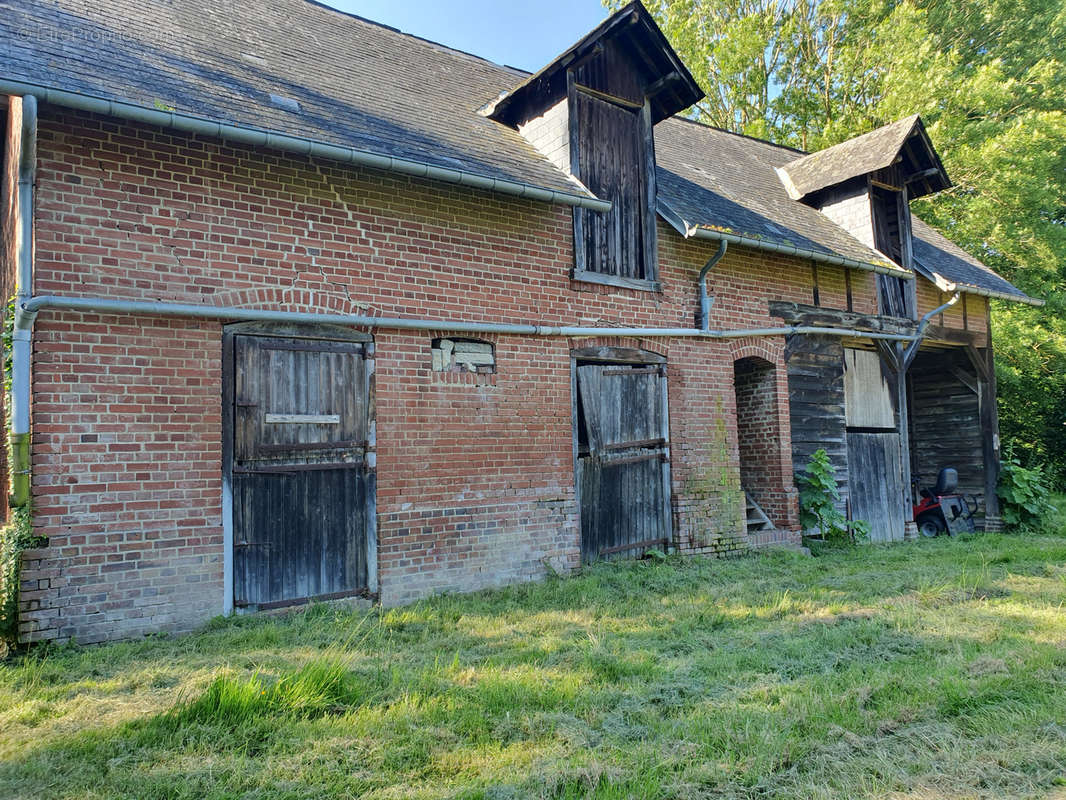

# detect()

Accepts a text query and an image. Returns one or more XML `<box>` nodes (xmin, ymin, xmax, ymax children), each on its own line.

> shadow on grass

<box><xmin>3</xmin><ymin>536</ymin><xmax>1066</xmax><ymax>798</ymax></box>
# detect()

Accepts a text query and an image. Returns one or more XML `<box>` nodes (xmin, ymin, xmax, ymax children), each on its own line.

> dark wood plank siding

<box><xmin>872</xmin><ymin>183</ymin><xmax>910</xmax><ymax>317</ymax></box>
<box><xmin>571</xmin><ymin>39</ymin><xmax>649</xmax><ymax>105</ymax></box>
<box><xmin>909</xmin><ymin>349</ymin><xmax>986</xmax><ymax>520</ymax></box>
<box><xmin>846</xmin><ymin>432</ymin><xmax>905</xmax><ymax>541</ymax></box>
<box><xmin>785</xmin><ymin>335</ymin><xmax>849</xmax><ymax>511</ymax></box>
<box><xmin>571</xmin><ymin>87</ymin><xmax>651</xmax><ymax>280</ymax></box>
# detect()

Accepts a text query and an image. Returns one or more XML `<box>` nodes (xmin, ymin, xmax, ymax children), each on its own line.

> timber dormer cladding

<box><xmin>487</xmin><ymin>1</ymin><xmax>704</xmax><ymax>289</ymax></box>
<box><xmin>776</xmin><ymin>116</ymin><xmax>951</xmax><ymax>319</ymax></box>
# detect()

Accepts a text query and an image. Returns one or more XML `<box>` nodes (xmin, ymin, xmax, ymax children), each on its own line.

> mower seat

<box><xmin>933</xmin><ymin>468</ymin><xmax>958</xmax><ymax>495</ymax></box>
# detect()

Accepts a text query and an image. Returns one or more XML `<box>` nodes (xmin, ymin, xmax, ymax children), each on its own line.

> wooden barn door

<box><xmin>575</xmin><ymin>359</ymin><xmax>671</xmax><ymax>563</ymax></box>
<box><xmin>227</xmin><ymin>331</ymin><xmax>375</xmax><ymax>609</ymax></box>
<box><xmin>846</xmin><ymin>433</ymin><xmax>904</xmax><ymax>542</ymax></box>
<box><xmin>844</xmin><ymin>348</ymin><xmax>905</xmax><ymax>541</ymax></box>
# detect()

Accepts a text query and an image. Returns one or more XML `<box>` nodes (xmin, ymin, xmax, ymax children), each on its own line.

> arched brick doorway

<box><xmin>733</xmin><ymin>356</ymin><xmax>786</xmax><ymax>534</ymax></box>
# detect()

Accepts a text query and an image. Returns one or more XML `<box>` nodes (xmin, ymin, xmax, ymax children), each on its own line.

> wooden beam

<box><xmin>980</xmin><ymin>339</ymin><xmax>1002</xmax><ymax>525</ymax></box>
<box><xmin>875</xmin><ymin>339</ymin><xmax>901</xmax><ymax>373</ymax></box>
<box><xmin>902</xmin><ymin>135</ymin><xmax>925</xmax><ymax>172</ymax></box>
<box><xmin>640</xmin><ymin>98</ymin><xmax>659</xmax><ymax>284</ymax></box>
<box><xmin>949</xmin><ymin>366</ymin><xmax>979</xmax><ymax>395</ymax></box>
<box><xmin>905</xmin><ymin>167</ymin><xmax>942</xmax><ymax>183</ymax></box>
<box><xmin>870</xmin><ymin>179</ymin><xmax>903</xmax><ymax>192</ymax></box>
<box><xmin>567</xmin><ymin>71</ymin><xmax>586</xmax><ymax>277</ymax></box>
<box><xmin>645</xmin><ymin>71</ymin><xmax>683</xmax><ymax>98</ymax></box>
<box><xmin>964</xmin><ymin>344</ymin><xmax>992</xmax><ymax>383</ymax></box>
<box><xmin>573</xmin><ymin>82</ymin><xmax>643</xmax><ymax>111</ymax></box>
<box><xmin>768</xmin><ymin>300</ymin><xmax>917</xmax><ymax>337</ymax></box>
<box><xmin>921</xmin><ymin>324</ymin><xmax>984</xmax><ymax>347</ymax></box>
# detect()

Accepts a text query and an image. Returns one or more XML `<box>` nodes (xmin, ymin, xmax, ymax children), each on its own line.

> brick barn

<box><xmin>0</xmin><ymin>0</ymin><xmax>1040</xmax><ymax>643</ymax></box>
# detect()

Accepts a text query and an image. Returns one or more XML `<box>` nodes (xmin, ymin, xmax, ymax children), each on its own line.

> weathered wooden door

<box><xmin>846</xmin><ymin>432</ymin><xmax>905</xmax><ymax>542</ymax></box>
<box><xmin>575</xmin><ymin>359</ymin><xmax>671</xmax><ymax>562</ymax></box>
<box><xmin>844</xmin><ymin>348</ymin><xmax>904</xmax><ymax>541</ymax></box>
<box><xmin>228</xmin><ymin>331</ymin><xmax>375</xmax><ymax>608</ymax></box>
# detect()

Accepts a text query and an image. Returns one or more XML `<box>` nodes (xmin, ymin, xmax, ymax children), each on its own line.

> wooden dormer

<box><xmin>486</xmin><ymin>1</ymin><xmax>704</xmax><ymax>289</ymax></box>
<box><xmin>776</xmin><ymin>116</ymin><xmax>951</xmax><ymax>318</ymax></box>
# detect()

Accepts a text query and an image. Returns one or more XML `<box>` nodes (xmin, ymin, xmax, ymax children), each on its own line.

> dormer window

<box><xmin>871</xmin><ymin>173</ymin><xmax>911</xmax><ymax>317</ymax></box>
<box><xmin>487</xmin><ymin>2</ymin><xmax>704</xmax><ymax>293</ymax></box>
<box><xmin>777</xmin><ymin>115</ymin><xmax>951</xmax><ymax>320</ymax></box>
<box><xmin>570</xmin><ymin>78</ymin><xmax>656</xmax><ymax>285</ymax></box>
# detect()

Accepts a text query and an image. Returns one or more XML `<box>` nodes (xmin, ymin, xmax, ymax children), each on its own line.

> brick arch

<box><xmin>565</xmin><ymin>335</ymin><xmax>674</xmax><ymax>360</ymax></box>
<box><xmin>206</xmin><ymin>286</ymin><xmax>373</xmax><ymax>317</ymax></box>
<box><xmin>727</xmin><ymin>336</ymin><xmax>784</xmax><ymax>365</ymax></box>
<box><xmin>729</xmin><ymin>337</ymin><xmax>799</xmax><ymax>535</ymax></box>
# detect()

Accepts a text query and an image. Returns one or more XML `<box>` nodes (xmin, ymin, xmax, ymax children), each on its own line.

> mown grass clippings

<box><xmin>1</xmin><ymin>524</ymin><xmax>1066</xmax><ymax>799</ymax></box>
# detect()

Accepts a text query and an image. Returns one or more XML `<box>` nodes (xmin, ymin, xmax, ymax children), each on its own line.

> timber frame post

<box><xmin>977</xmin><ymin>304</ymin><xmax>1003</xmax><ymax>529</ymax></box>
<box><xmin>875</xmin><ymin>341</ymin><xmax>918</xmax><ymax>540</ymax></box>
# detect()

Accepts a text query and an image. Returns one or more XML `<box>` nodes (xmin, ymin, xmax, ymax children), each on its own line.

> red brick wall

<box><xmin>734</xmin><ymin>356</ymin><xmax>787</xmax><ymax>525</ymax></box>
<box><xmin>18</xmin><ymin>108</ymin><xmax>877</xmax><ymax>641</ymax></box>
<box><xmin>21</xmin><ymin>316</ymin><xmax>222</xmax><ymax>642</ymax></box>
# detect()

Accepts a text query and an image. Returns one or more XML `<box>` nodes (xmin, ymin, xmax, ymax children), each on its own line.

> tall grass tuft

<box><xmin>169</xmin><ymin>655</ymin><xmax>365</xmax><ymax>727</ymax></box>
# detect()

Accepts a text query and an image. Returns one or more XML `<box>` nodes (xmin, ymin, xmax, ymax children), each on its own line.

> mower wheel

<box><xmin>917</xmin><ymin>513</ymin><xmax>946</xmax><ymax>538</ymax></box>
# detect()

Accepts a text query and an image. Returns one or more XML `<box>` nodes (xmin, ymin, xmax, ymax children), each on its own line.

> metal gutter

<box><xmin>656</xmin><ymin>199</ymin><xmax>912</xmax><ymax>278</ymax></box>
<box><xmin>697</xmin><ymin>240</ymin><xmax>727</xmax><ymax>330</ymax></box>
<box><xmin>912</xmin><ymin>258</ymin><xmax>1043</xmax><ymax>307</ymax></box>
<box><xmin>10</xmin><ymin>95</ymin><xmax>37</xmax><ymax>506</ymax></box>
<box><xmin>0</xmin><ymin>79</ymin><xmax>611</xmax><ymax>213</ymax></box>
<box><xmin>959</xmin><ymin>284</ymin><xmax>1044</xmax><ymax>307</ymax></box>
<box><xmin>689</xmin><ymin>226</ymin><xmax>910</xmax><ymax>278</ymax></box>
<box><xmin>15</xmin><ymin>294</ymin><xmax>923</xmax><ymax>343</ymax></box>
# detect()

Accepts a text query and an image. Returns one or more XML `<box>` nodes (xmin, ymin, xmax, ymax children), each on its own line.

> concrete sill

<box><xmin>571</xmin><ymin>269</ymin><xmax>661</xmax><ymax>293</ymax></box>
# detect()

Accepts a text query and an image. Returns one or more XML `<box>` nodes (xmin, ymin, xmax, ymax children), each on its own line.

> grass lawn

<box><xmin>3</xmin><ymin>527</ymin><xmax>1066</xmax><ymax>799</ymax></box>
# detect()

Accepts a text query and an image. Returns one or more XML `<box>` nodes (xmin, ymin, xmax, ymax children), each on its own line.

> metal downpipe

<box><xmin>903</xmin><ymin>291</ymin><xmax>961</xmax><ymax>369</ymax></box>
<box><xmin>698</xmin><ymin>240</ymin><xmax>727</xmax><ymax>330</ymax></box>
<box><xmin>10</xmin><ymin>95</ymin><xmax>37</xmax><ymax>507</ymax></box>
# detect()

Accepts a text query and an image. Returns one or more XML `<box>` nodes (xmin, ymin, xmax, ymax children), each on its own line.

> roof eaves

<box><xmin>1</xmin><ymin>78</ymin><xmax>610</xmax><ymax>213</ymax></box>
<box><xmin>656</xmin><ymin>198</ymin><xmax>911</xmax><ymax>278</ymax></box>
<box><xmin>912</xmin><ymin>257</ymin><xmax>1044</xmax><ymax>307</ymax></box>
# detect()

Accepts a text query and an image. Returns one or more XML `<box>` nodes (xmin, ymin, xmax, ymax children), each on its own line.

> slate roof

<box><xmin>653</xmin><ymin>118</ymin><xmax>901</xmax><ymax>271</ymax></box>
<box><xmin>0</xmin><ymin>0</ymin><xmax>1036</xmax><ymax>303</ymax></box>
<box><xmin>655</xmin><ymin>118</ymin><xmax>1038</xmax><ymax>304</ymax></box>
<box><xmin>776</xmin><ymin>115</ymin><xmax>950</xmax><ymax>201</ymax></box>
<box><xmin>910</xmin><ymin>217</ymin><xmax>1036</xmax><ymax>303</ymax></box>
<box><xmin>1</xmin><ymin>0</ymin><xmax>590</xmax><ymax>197</ymax></box>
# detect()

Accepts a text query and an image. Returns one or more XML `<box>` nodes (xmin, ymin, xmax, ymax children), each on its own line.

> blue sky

<box><xmin>324</xmin><ymin>0</ymin><xmax>611</xmax><ymax>72</ymax></box>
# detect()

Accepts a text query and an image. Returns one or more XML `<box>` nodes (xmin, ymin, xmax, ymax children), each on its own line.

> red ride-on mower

<box><xmin>912</xmin><ymin>468</ymin><xmax>978</xmax><ymax>537</ymax></box>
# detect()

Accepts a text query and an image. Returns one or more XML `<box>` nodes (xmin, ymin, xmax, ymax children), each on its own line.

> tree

<box><xmin>611</xmin><ymin>0</ymin><xmax>1066</xmax><ymax>484</ymax></box>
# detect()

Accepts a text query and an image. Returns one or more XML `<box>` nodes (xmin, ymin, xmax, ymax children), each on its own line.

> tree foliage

<box><xmin>610</xmin><ymin>0</ymin><xmax>1066</xmax><ymax>484</ymax></box>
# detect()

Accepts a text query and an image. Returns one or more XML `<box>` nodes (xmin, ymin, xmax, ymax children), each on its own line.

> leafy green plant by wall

<box><xmin>998</xmin><ymin>451</ymin><xmax>1057</xmax><ymax>528</ymax></box>
<box><xmin>796</xmin><ymin>449</ymin><xmax>870</xmax><ymax>543</ymax></box>
<box><xmin>1</xmin><ymin>296</ymin><xmax>42</xmax><ymax>646</ymax></box>
<box><xmin>0</xmin><ymin>505</ymin><xmax>36</xmax><ymax>643</ymax></box>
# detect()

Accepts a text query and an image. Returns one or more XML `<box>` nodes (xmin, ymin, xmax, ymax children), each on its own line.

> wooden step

<box><xmin>743</xmin><ymin>491</ymin><xmax>774</xmax><ymax>533</ymax></box>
